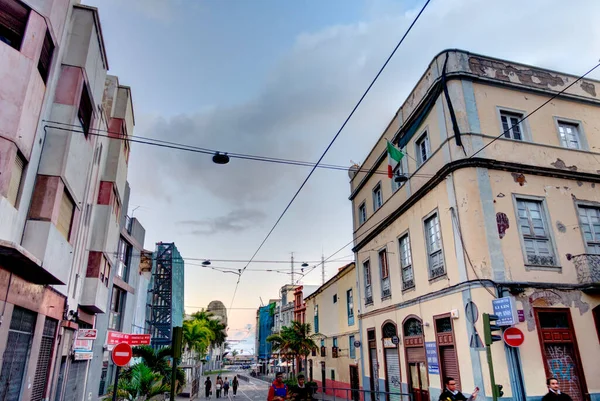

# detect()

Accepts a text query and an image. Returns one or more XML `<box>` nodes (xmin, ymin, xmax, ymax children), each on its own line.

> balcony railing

<box><xmin>568</xmin><ymin>253</ymin><xmax>600</xmax><ymax>285</ymax></box>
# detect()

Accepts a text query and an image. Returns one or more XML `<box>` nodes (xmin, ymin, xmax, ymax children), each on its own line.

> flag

<box><xmin>387</xmin><ymin>140</ymin><xmax>404</xmax><ymax>178</ymax></box>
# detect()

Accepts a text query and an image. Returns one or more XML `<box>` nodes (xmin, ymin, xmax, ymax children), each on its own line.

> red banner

<box><xmin>106</xmin><ymin>331</ymin><xmax>151</xmax><ymax>346</ymax></box>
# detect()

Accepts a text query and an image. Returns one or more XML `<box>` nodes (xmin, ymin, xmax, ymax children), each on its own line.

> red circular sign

<box><xmin>503</xmin><ymin>327</ymin><xmax>525</xmax><ymax>347</ymax></box>
<box><xmin>112</xmin><ymin>342</ymin><xmax>133</xmax><ymax>366</ymax></box>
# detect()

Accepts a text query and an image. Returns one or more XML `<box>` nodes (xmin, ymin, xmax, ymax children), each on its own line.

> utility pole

<box><xmin>291</xmin><ymin>252</ymin><xmax>295</xmax><ymax>284</ymax></box>
<box><xmin>321</xmin><ymin>254</ymin><xmax>325</xmax><ymax>285</ymax></box>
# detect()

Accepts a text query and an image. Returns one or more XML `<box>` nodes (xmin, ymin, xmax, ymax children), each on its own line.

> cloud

<box><xmin>130</xmin><ymin>0</ymin><xmax>600</xmax><ymax>208</ymax></box>
<box><xmin>178</xmin><ymin>209</ymin><xmax>267</xmax><ymax>235</ymax></box>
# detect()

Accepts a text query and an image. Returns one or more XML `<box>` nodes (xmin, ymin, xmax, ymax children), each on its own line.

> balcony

<box><xmin>569</xmin><ymin>253</ymin><xmax>600</xmax><ymax>293</ymax></box>
<box><xmin>80</xmin><ymin>277</ymin><xmax>109</xmax><ymax>313</ymax></box>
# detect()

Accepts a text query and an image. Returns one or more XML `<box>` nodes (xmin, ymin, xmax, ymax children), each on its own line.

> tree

<box><xmin>267</xmin><ymin>321</ymin><xmax>318</xmax><ymax>377</ymax></box>
<box><xmin>183</xmin><ymin>319</ymin><xmax>214</xmax><ymax>357</ymax></box>
<box><xmin>129</xmin><ymin>346</ymin><xmax>186</xmax><ymax>392</ymax></box>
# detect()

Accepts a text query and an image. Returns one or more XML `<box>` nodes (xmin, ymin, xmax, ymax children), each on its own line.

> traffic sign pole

<box><xmin>111</xmin><ymin>366</ymin><xmax>120</xmax><ymax>401</ymax></box>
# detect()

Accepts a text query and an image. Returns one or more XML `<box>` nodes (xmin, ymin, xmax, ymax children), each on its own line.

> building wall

<box><xmin>306</xmin><ymin>264</ymin><xmax>359</xmax><ymax>398</ymax></box>
<box><xmin>350</xmin><ymin>50</ymin><xmax>600</xmax><ymax>401</ymax></box>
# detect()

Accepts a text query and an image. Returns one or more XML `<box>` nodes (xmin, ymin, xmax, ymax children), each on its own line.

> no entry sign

<box><xmin>112</xmin><ymin>342</ymin><xmax>133</xmax><ymax>366</ymax></box>
<box><xmin>503</xmin><ymin>327</ymin><xmax>525</xmax><ymax>347</ymax></box>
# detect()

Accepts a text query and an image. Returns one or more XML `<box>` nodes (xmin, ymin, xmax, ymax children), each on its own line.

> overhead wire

<box><xmin>228</xmin><ymin>0</ymin><xmax>432</xmax><ymax>313</ymax></box>
<box><xmin>42</xmin><ymin>121</ymin><xmax>435</xmax><ymax>179</ymax></box>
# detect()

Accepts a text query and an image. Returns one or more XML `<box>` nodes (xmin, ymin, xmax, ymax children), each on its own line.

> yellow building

<box><xmin>305</xmin><ymin>263</ymin><xmax>361</xmax><ymax>399</ymax></box>
<box><xmin>350</xmin><ymin>50</ymin><xmax>600</xmax><ymax>401</ymax></box>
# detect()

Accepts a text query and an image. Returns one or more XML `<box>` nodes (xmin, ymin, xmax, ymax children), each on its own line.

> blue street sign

<box><xmin>492</xmin><ymin>297</ymin><xmax>518</xmax><ymax>326</ymax></box>
<box><xmin>425</xmin><ymin>342</ymin><xmax>439</xmax><ymax>375</ymax></box>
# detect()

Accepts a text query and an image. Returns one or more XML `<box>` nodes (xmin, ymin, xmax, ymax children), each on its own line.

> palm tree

<box><xmin>291</xmin><ymin>321</ymin><xmax>319</xmax><ymax>374</ymax></box>
<box><xmin>183</xmin><ymin>319</ymin><xmax>214</xmax><ymax>357</ymax></box>
<box><xmin>130</xmin><ymin>346</ymin><xmax>186</xmax><ymax>392</ymax></box>
<box><xmin>232</xmin><ymin>350</ymin><xmax>239</xmax><ymax>363</ymax></box>
<box><xmin>268</xmin><ymin>322</ymin><xmax>318</xmax><ymax>377</ymax></box>
<box><xmin>106</xmin><ymin>363</ymin><xmax>170</xmax><ymax>400</ymax></box>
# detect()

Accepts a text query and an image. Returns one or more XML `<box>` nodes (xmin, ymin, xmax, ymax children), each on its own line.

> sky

<box><xmin>86</xmin><ymin>0</ymin><xmax>600</xmax><ymax>353</ymax></box>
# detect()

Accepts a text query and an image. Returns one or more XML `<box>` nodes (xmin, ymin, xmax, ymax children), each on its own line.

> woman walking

<box><xmin>204</xmin><ymin>376</ymin><xmax>212</xmax><ymax>399</ymax></box>
<box><xmin>216</xmin><ymin>376</ymin><xmax>224</xmax><ymax>398</ymax></box>
<box><xmin>232</xmin><ymin>376</ymin><xmax>239</xmax><ymax>397</ymax></box>
<box><xmin>224</xmin><ymin>377</ymin><xmax>230</xmax><ymax>396</ymax></box>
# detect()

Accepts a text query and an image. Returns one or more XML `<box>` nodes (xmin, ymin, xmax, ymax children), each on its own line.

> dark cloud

<box><xmin>178</xmin><ymin>209</ymin><xmax>267</xmax><ymax>235</ymax></box>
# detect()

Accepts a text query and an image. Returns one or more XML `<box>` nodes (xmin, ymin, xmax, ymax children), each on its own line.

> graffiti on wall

<box><xmin>545</xmin><ymin>344</ymin><xmax>583</xmax><ymax>401</ymax></box>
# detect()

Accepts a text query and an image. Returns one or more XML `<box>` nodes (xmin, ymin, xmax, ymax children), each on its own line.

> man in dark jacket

<box><xmin>542</xmin><ymin>378</ymin><xmax>573</xmax><ymax>401</ymax></box>
<box><xmin>439</xmin><ymin>377</ymin><xmax>479</xmax><ymax>401</ymax></box>
<box><xmin>290</xmin><ymin>374</ymin><xmax>314</xmax><ymax>401</ymax></box>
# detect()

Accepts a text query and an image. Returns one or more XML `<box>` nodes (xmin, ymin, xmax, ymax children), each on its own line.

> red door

<box><xmin>535</xmin><ymin>309</ymin><xmax>588</xmax><ymax>401</ymax></box>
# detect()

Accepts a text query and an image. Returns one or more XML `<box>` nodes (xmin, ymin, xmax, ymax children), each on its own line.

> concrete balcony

<box><xmin>80</xmin><ymin>277</ymin><xmax>109</xmax><ymax>313</ymax></box>
<box><xmin>21</xmin><ymin>220</ymin><xmax>73</xmax><ymax>285</ymax></box>
<box><xmin>569</xmin><ymin>253</ymin><xmax>600</xmax><ymax>293</ymax></box>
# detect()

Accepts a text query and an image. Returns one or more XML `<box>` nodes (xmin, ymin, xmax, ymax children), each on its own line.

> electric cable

<box><xmin>228</xmin><ymin>0</ymin><xmax>432</xmax><ymax>312</ymax></box>
<box><xmin>43</xmin><ymin>121</ymin><xmax>435</xmax><ymax>179</ymax></box>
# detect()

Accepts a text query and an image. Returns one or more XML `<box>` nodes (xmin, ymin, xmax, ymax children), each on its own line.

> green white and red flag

<box><xmin>386</xmin><ymin>140</ymin><xmax>404</xmax><ymax>178</ymax></box>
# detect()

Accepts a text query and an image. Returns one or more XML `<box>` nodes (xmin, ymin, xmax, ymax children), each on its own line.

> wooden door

<box><xmin>435</xmin><ymin>316</ymin><xmax>460</xmax><ymax>388</ymax></box>
<box><xmin>408</xmin><ymin>362</ymin><xmax>429</xmax><ymax>401</ymax></box>
<box><xmin>535</xmin><ymin>309</ymin><xmax>588</xmax><ymax>401</ymax></box>
<box><xmin>403</xmin><ymin>318</ymin><xmax>429</xmax><ymax>401</ymax></box>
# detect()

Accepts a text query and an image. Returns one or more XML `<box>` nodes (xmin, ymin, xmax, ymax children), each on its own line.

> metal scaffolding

<box><xmin>147</xmin><ymin>242</ymin><xmax>184</xmax><ymax>348</ymax></box>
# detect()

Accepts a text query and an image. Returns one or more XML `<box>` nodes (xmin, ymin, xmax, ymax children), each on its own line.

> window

<box><xmin>578</xmin><ymin>206</ymin><xmax>600</xmax><ymax>254</ymax></box>
<box><xmin>57</xmin><ymin>190</ymin><xmax>75</xmax><ymax>240</ymax></box>
<box><xmin>0</xmin><ymin>0</ymin><xmax>29</xmax><ymax>50</ymax></box>
<box><xmin>314</xmin><ymin>305</ymin><xmax>319</xmax><ymax>333</ymax></box>
<box><xmin>349</xmin><ymin>335</ymin><xmax>356</xmax><ymax>359</ymax></box>
<box><xmin>516</xmin><ymin>199</ymin><xmax>556</xmax><ymax>266</ymax></box>
<box><xmin>321</xmin><ymin>339</ymin><xmax>326</xmax><ymax>357</ymax></box>
<box><xmin>557</xmin><ymin>121</ymin><xmax>581</xmax><ymax>149</ymax></box>
<box><xmin>379</xmin><ymin>249</ymin><xmax>391</xmax><ymax>298</ymax></box>
<box><xmin>363</xmin><ymin>260</ymin><xmax>373</xmax><ymax>305</ymax></box>
<box><xmin>415</xmin><ymin>133</ymin><xmax>430</xmax><ymax>166</ymax></box>
<box><xmin>358</xmin><ymin>202</ymin><xmax>367</xmax><ymax>225</ymax></box>
<box><xmin>347</xmin><ymin>289</ymin><xmax>354</xmax><ymax>326</ymax></box>
<box><xmin>372</xmin><ymin>183</ymin><xmax>383</xmax><ymax>211</ymax></box>
<box><xmin>7</xmin><ymin>153</ymin><xmax>24</xmax><ymax>207</ymax></box>
<box><xmin>331</xmin><ymin>369</ymin><xmax>335</xmax><ymax>381</ymax></box>
<box><xmin>500</xmin><ymin>111</ymin><xmax>524</xmax><ymax>140</ymax></box>
<box><xmin>78</xmin><ymin>84</ymin><xmax>93</xmax><ymax>136</ymax></box>
<box><xmin>116</xmin><ymin>238</ymin><xmax>131</xmax><ymax>280</ymax></box>
<box><xmin>99</xmin><ymin>256</ymin><xmax>110</xmax><ymax>287</ymax></box>
<box><xmin>333</xmin><ymin>294</ymin><xmax>337</xmax><ymax>304</ymax></box>
<box><xmin>37</xmin><ymin>30</ymin><xmax>54</xmax><ymax>83</ymax></box>
<box><xmin>112</xmin><ymin>189</ymin><xmax>121</xmax><ymax>221</ymax></box>
<box><xmin>424</xmin><ymin>212</ymin><xmax>445</xmax><ymax>278</ymax></box>
<box><xmin>398</xmin><ymin>234</ymin><xmax>414</xmax><ymax>289</ymax></box>
<box><xmin>333</xmin><ymin>337</ymin><xmax>338</xmax><ymax>347</ymax></box>
<box><xmin>109</xmin><ymin>287</ymin><xmax>125</xmax><ymax>330</ymax></box>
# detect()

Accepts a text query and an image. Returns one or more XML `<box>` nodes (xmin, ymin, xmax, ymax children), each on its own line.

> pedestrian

<box><xmin>542</xmin><ymin>378</ymin><xmax>573</xmax><ymax>401</ymax></box>
<box><xmin>268</xmin><ymin>372</ymin><xmax>288</xmax><ymax>401</ymax></box>
<box><xmin>439</xmin><ymin>377</ymin><xmax>479</xmax><ymax>401</ymax></box>
<box><xmin>205</xmin><ymin>376</ymin><xmax>213</xmax><ymax>399</ymax></box>
<box><xmin>290</xmin><ymin>374</ymin><xmax>314</xmax><ymax>401</ymax></box>
<box><xmin>224</xmin><ymin>377</ymin><xmax>230</xmax><ymax>396</ymax></box>
<box><xmin>216</xmin><ymin>376</ymin><xmax>223</xmax><ymax>398</ymax></box>
<box><xmin>232</xmin><ymin>376</ymin><xmax>239</xmax><ymax>397</ymax></box>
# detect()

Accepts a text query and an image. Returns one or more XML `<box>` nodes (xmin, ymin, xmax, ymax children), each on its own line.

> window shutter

<box><xmin>57</xmin><ymin>191</ymin><xmax>74</xmax><ymax>240</ymax></box>
<box><xmin>78</xmin><ymin>85</ymin><xmax>93</xmax><ymax>135</ymax></box>
<box><xmin>37</xmin><ymin>30</ymin><xmax>54</xmax><ymax>83</ymax></box>
<box><xmin>7</xmin><ymin>154</ymin><xmax>24</xmax><ymax>206</ymax></box>
<box><xmin>0</xmin><ymin>0</ymin><xmax>29</xmax><ymax>49</ymax></box>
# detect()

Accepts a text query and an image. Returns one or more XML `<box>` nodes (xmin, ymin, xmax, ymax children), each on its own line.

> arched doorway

<box><xmin>403</xmin><ymin>317</ymin><xmax>429</xmax><ymax>401</ymax></box>
<box><xmin>382</xmin><ymin>321</ymin><xmax>402</xmax><ymax>401</ymax></box>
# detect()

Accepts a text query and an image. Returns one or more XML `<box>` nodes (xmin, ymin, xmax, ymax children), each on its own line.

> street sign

<box><xmin>465</xmin><ymin>301</ymin><xmax>479</xmax><ymax>323</ymax></box>
<box><xmin>502</xmin><ymin>327</ymin><xmax>525</xmax><ymax>347</ymax></box>
<box><xmin>107</xmin><ymin>331</ymin><xmax>151</xmax><ymax>346</ymax></box>
<box><xmin>73</xmin><ymin>351</ymin><xmax>93</xmax><ymax>361</ymax></box>
<box><xmin>425</xmin><ymin>342</ymin><xmax>439</xmax><ymax>374</ymax></box>
<box><xmin>353</xmin><ymin>340</ymin><xmax>361</xmax><ymax>348</ymax></box>
<box><xmin>391</xmin><ymin>336</ymin><xmax>400</xmax><ymax>345</ymax></box>
<box><xmin>112</xmin><ymin>343</ymin><xmax>133</xmax><ymax>366</ymax></box>
<box><xmin>129</xmin><ymin>334</ymin><xmax>151</xmax><ymax>345</ymax></box>
<box><xmin>77</xmin><ymin>329</ymin><xmax>97</xmax><ymax>340</ymax></box>
<box><xmin>73</xmin><ymin>339</ymin><xmax>93</xmax><ymax>351</ymax></box>
<box><xmin>492</xmin><ymin>297</ymin><xmax>518</xmax><ymax>326</ymax></box>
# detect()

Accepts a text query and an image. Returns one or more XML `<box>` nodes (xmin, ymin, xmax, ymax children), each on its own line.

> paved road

<box><xmin>197</xmin><ymin>375</ymin><xmax>269</xmax><ymax>401</ymax></box>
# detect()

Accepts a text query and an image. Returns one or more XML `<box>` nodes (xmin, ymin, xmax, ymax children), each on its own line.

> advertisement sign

<box><xmin>107</xmin><ymin>331</ymin><xmax>151</xmax><ymax>346</ymax></box>
<box><xmin>77</xmin><ymin>329</ymin><xmax>97</xmax><ymax>340</ymax></box>
<box><xmin>383</xmin><ymin>338</ymin><xmax>397</xmax><ymax>348</ymax></box>
<box><xmin>73</xmin><ymin>351</ymin><xmax>94</xmax><ymax>361</ymax></box>
<box><xmin>492</xmin><ymin>297</ymin><xmax>518</xmax><ymax>326</ymax></box>
<box><xmin>73</xmin><ymin>339</ymin><xmax>93</xmax><ymax>351</ymax></box>
<box><xmin>425</xmin><ymin>342</ymin><xmax>439</xmax><ymax>375</ymax></box>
